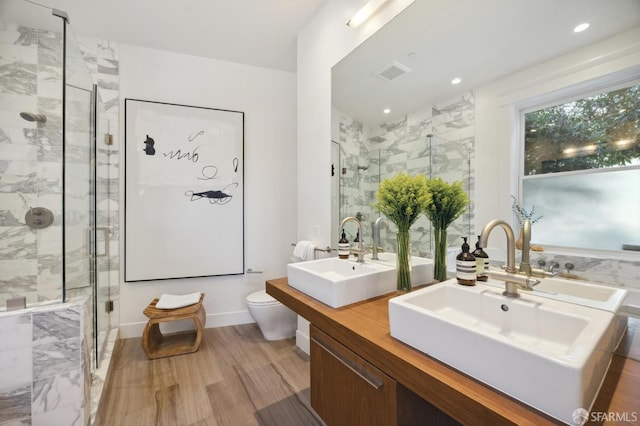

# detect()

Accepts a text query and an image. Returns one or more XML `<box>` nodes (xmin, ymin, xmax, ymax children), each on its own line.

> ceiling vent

<box><xmin>374</xmin><ymin>60</ymin><xmax>411</xmax><ymax>82</ymax></box>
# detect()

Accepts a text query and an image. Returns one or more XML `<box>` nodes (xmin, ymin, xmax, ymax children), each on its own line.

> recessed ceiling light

<box><xmin>573</xmin><ymin>22</ymin><xmax>590</xmax><ymax>33</ymax></box>
<box><xmin>451</xmin><ymin>77</ymin><xmax>461</xmax><ymax>85</ymax></box>
<box><xmin>383</xmin><ymin>108</ymin><xmax>391</xmax><ymax>114</ymax></box>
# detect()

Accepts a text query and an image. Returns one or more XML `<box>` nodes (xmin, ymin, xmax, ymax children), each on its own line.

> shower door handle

<box><xmin>85</xmin><ymin>227</ymin><xmax>110</xmax><ymax>258</ymax></box>
<box><xmin>96</xmin><ymin>227</ymin><xmax>110</xmax><ymax>258</ymax></box>
<box><xmin>85</xmin><ymin>227</ymin><xmax>94</xmax><ymax>257</ymax></box>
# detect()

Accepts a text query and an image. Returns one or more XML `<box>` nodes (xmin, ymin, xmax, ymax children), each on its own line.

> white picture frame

<box><xmin>124</xmin><ymin>99</ymin><xmax>244</xmax><ymax>282</ymax></box>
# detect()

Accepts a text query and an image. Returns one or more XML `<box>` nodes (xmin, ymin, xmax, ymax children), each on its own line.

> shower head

<box><xmin>20</xmin><ymin>112</ymin><xmax>46</xmax><ymax>123</ymax></box>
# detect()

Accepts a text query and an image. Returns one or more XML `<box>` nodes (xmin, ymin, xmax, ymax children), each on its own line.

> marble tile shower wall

<box><xmin>0</xmin><ymin>297</ymin><xmax>91</xmax><ymax>425</ymax></box>
<box><xmin>338</xmin><ymin>92</ymin><xmax>475</xmax><ymax>257</ymax></box>
<box><xmin>0</xmin><ymin>23</ymin><xmax>64</xmax><ymax>307</ymax></box>
<box><xmin>0</xmin><ymin>24</ymin><xmax>120</xmax><ymax>313</ymax></box>
<box><xmin>338</xmin><ymin>113</ymin><xmax>376</xmax><ymax>244</ymax></box>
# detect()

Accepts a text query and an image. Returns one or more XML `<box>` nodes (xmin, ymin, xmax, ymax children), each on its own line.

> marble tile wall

<box><xmin>527</xmin><ymin>251</ymin><xmax>640</xmax><ymax>291</ymax></box>
<box><xmin>1</xmin><ymin>20</ymin><xmax>120</xmax><ymax>313</ymax></box>
<box><xmin>338</xmin><ymin>92</ymin><xmax>475</xmax><ymax>258</ymax></box>
<box><xmin>338</xmin><ymin>113</ymin><xmax>375</xmax><ymax>245</ymax></box>
<box><xmin>0</xmin><ymin>297</ymin><xmax>91</xmax><ymax>426</ymax></box>
<box><xmin>0</xmin><ymin>22</ymin><xmax>64</xmax><ymax>308</ymax></box>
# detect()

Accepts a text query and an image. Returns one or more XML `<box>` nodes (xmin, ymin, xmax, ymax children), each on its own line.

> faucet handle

<box><xmin>350</xmin><ymin>247</ymin><xmax>367</xmax><ymax>262</ymax></box>
<box><xmin>525</xmin><ymin>277</ymin><xmax>541</xmax><ymax>288</ymax></box>
<box><xmin>565</xmin><ymin>262</ymin><xmax>574</xmax><ymax>273</ymax></box>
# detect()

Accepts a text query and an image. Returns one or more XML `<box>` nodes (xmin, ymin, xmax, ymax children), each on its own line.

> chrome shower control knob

<box><xmin>25</xmin><ymin>207</ymin><xmax>54</xmax><ymax>229</ymax></box>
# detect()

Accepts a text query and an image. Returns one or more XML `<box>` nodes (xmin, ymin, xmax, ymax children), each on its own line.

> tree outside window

<box><xmin>520</xmin><ymin>84</ymin><xmax>640</xmax><ymax>251</ymax></box>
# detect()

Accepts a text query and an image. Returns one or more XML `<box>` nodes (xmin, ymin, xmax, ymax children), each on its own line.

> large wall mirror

<box><xmin>331</xmin><ymin>0</ymin><xmax>640</xmax><ymax>260</ymax></box>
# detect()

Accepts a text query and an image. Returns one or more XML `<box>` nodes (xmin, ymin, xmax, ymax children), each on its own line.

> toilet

<box><xmin>247</xmin><ymin>290</ymin><xmax>297</xmax><ymax>341</ymax></box>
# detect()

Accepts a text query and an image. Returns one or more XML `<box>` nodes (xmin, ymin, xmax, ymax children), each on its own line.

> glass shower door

<box><xmin>63</xmin><ymin>20</ymin><xmax>97</xmax><ymax>369</ymax></box>
<box><xmin>94</xmin><ymin>89</ymin><xmax>112</xmax><ymax>367</ymax></box>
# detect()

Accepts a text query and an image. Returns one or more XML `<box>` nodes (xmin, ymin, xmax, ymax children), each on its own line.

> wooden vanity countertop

<box><xmin>267</xmin><ymin>277</ymin><xmax>640</xmax><ymax>426</ymax></box>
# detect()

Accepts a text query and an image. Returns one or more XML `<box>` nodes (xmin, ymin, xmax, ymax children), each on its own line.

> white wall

<box><xmin>118</xmin><ymin>44</ymin><xmax>297</xmax><ymax>337</ymax></box>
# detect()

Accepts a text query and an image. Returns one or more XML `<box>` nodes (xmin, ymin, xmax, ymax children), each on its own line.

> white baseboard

<box><xmin>295</xmin><ymin>315</ymin><xmax>310</xmax><ymax>355</ymax></box>
<box><xmin>118</xmin><ymin>310</ymin><xmax>255</xmax><ymax>339</ymax></box>
<box><xmin>296</xmin><ymin>329</ymin><xmax>310</xmax><ymax>355</ymax></box>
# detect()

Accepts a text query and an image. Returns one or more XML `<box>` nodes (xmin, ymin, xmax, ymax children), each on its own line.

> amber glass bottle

<box><xmin>338</xmin><ymin>230</ymin><xmax>350</xmax><ymax>259</ymax></box>
<box><xmin>456</xmin><ymin>237</ymin><xmax>476</xmax><ymax>286</ymax></box>
<box><xmin>472</xmin><ymin>235</ymin><xmax>489</xmax><ymax>282</ymax></box>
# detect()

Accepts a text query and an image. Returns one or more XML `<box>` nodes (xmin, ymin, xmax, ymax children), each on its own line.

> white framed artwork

<box><xmin>124</xmin><ymin>98</ymin><xmax>244</xmax><ymax>282</ymax></box>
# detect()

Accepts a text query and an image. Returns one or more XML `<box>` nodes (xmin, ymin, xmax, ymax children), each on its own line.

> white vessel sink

<box><xmin>482</xmin><ymin>276</ymin><xmax>627</xmax><ymax>312</ymax></box>
<box><xmin>535</xmin><ymin>277</ymin><xmax>627</xmax><ymax>311</ymax></box>
<box><xmin>366</xmin><ymin>252</ymin><xmax>434</xmax><ymax>285</ymax></box>
<box><xmin>389</xmin><ymin>280</ymin><xmax>616</xmax><ymax>424</ymax></box>
<box><xmin>287</xmin><ymin>257</ymin><xmax>395</xmax><ymax>308</ymax></box>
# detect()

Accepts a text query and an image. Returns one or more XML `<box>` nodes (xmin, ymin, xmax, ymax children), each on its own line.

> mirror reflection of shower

<box><xmin>19</xmin><ymin>112</ymin><xmax>47</xmax><ymax>123</ymax></box>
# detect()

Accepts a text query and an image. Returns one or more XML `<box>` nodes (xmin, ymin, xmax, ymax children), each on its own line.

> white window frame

<box><xmin>516</xmin><ymin>76</ymin><xmax>640</xmax><ymax>257</ymax></box>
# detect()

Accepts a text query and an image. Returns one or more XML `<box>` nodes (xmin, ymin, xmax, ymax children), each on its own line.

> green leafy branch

<box><xmin>374</xmin><ymin>172</ymin><xmax>431</xmax><ymax>232</ymax></box>
<box><xmin>511</xmin><ymin>195</ymin><xmax>543</xmax><ymax>226</ymax></box>
<box><xmin>423</xmin><ymin>178</ymin><xmax>469</xmax><ymax>229</ymax></box>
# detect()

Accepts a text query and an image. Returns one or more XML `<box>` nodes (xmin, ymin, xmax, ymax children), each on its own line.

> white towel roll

<box><xmin>292</xmin><ymin>240</ymin><xmax>316</xmax><ymax>261</ymax></box>
<box><xmin>155</xmin><ymin>292</ymin><xmax>201</xmax><ymax>309</ymax></box>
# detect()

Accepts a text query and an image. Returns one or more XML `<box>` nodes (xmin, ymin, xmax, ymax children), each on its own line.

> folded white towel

<box><xmin>155</xmin><ymin>292</ymin><xmax>201</xmax><ymax>309</ymax></box>
<box><xmin>293</xmin><ymin>240</ymin><xmax>316</xmax><ymax>261</ymax></box>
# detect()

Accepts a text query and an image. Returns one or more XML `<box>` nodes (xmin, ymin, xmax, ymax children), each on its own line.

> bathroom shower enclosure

<box><xmin>0</xmin><ymin>1</ymin><xmax>113</xmax><ymax>371</ymax></box>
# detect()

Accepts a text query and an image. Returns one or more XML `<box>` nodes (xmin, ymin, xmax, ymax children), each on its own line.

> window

<box><xmin>520</xmin><ymin>84</ymin><xmax>640</xmax><ymax>251</ymax></box>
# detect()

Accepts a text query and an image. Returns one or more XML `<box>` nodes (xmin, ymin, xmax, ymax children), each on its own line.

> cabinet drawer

<box><xmin>310</xmin><ymin>325</ymin><xmax>397</xmax><ymax>426</ymax></box>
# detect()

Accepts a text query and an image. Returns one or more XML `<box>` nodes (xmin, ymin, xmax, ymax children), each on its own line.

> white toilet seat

<box><xmin>247</xmin><ymin>290</ymin><xmax>280</xmax><ymax>306</ymax></box>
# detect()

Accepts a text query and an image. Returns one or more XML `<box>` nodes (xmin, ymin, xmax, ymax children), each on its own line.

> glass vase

<box><xmin>433</xmin><ymin>226</ymin><xmax>447</xmax><ymax>282</ymax></box>
<box><xmin>396</xmin><ymin>230</ymin><xmax>412</xmax><ymax>292</ymax></box>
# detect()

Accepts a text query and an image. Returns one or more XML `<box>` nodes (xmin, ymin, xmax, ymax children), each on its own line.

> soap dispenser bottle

<box><xmin>338</xmin><ymin>230</ymin><xmax>350</xmax><ymax>259</ymax></box>
<box><xmin>472</xmin><ymin>235</ymin><xmax>489</xmax><ymax>282</ymax></box>
<box><xmin>456</xmin><ymin>237</ymin><xmax>476</xmax><ymax>286</ymax></box>
<box><xmin>352</xmin><ymin>231</ymin><xmax>361</xmax><ymax>258</ymax></box>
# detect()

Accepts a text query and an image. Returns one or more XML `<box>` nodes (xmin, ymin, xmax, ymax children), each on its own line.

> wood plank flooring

<box><xmin>96</xmin><ymin>324</ymin><xmax>324</xmax><ymax>426</ymax></box>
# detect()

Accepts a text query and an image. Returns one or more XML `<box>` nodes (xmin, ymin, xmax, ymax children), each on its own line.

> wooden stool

<box><xmin>141</xmin><ymin>293</ymin><xmax>206</xmax><ymax>359</ymax></box>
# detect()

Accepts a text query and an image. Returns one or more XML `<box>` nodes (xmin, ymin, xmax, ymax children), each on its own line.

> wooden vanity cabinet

<box><xmin>310</xmin><ymin>325</ymin><xmax>457</xmax><ymax>426</ymax></box>
<box><xmin>311</xmin><ymin>325</ymin><xmax>396</xmax><ymax>425</ymax></box>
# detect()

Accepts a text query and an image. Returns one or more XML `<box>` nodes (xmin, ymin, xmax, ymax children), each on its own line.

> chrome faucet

<box><xmin>536</xmin><ymin>259</ymin><xmax>560</xmax><ymax>276</ymax></box>
<box><xmin>341</xmin><ymin>216</ymin><xmax>365</xmax><ymax>263</ymax></box>
<box><xmin>479</xmin><ymin>219</ymin><xmax>540</xmax><ymax>298</ymax></box>
<box><xmin>371</xmin><ymin>217</ymin><xmax>389</xmax><ymax>260</ymax></box>
<box><xmin>519</xmin><ymin>219</ymin><xmax>558</xmax><ymax>279</ymax></box>
<box><xmin>518</xmin><ymin>219</ymin><xmax>532</xmax><ymax>276</ymax></box>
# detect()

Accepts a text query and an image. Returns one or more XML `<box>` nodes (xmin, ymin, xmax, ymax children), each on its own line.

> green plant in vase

<box><xmin>423</xmin><ymin>178</ymin><xmax>469</xmax><ymax>282</ymax></box>
<box><xmin>511</xmin><ymin>195</ymin><xmax>543</xmax><ymax>250</ymax></box>
<box><xmin>374</xmin><ymin>172</ymin><xmax>431</xmax><ymax>292</ymax></box>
